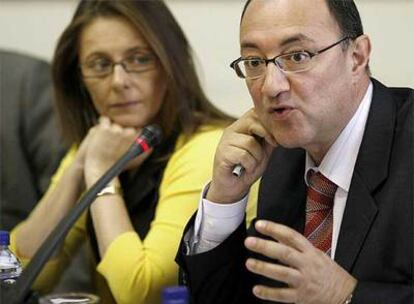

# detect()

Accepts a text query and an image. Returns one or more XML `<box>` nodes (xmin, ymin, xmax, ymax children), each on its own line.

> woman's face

<box><xmin>79</xmin><ymin>16</ymin><xmax>167</xmax><ymax>129</ymax></box>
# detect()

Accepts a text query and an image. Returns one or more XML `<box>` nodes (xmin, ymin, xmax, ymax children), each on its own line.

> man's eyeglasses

<box><xmin>80</xmin><ymin>52</ymin><xmax>157</xmax><ymax>78</ymax></box>
<box><xmin>230</xmin><ymin>36</ymin><xmax>351</xmax><ymax>80</ymax></box>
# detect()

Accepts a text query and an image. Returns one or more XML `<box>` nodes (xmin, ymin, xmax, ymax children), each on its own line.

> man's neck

<box><xmin>307</xmin><ymin>76</ymin><xmax>371</xmax><ymax>166</ymax></box>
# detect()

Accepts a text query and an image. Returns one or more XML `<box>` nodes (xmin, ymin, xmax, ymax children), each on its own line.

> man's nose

<box><xmin>261</xmin><ymin>62</ymin><xmax>290</xmax><ymax>97</ymax></box>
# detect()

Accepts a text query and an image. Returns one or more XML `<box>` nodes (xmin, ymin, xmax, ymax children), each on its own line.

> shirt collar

<box><xmin>305</xmin><ymin>82</ymin><xmax>373</xmax><ymax>191</ymax></box>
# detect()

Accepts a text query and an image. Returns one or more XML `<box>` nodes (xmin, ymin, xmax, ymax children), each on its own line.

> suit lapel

<box><xmin>257</xmin><ymin>147</ymin><xmax>307</xmax><ymax>233</ymax></box>
<box><xmin>334</xmin><ymin>173</ymin><xmax>377</xmax><ymax>270</ymax></box>
<box><xmin>335</xmin><ymin>79</ymin><xmax>396</xmax><ymax>271</ymax></box>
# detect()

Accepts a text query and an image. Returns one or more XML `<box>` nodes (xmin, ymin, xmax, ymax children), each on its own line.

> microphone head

<box><xmin>141</xmin><ymin>124</ymin><xmax>163</xmax><ymax>148</ymax></box>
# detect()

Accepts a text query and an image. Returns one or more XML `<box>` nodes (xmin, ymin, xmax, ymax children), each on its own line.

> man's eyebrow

<box><xmin>241</xmin><ymin>34</ymin><xmax>315</xmax><ymax>50</ymax></box>
<box><xmin>279</xmin><ymin>34</ymin><xmax>315</xmax><ymax>47</ymax></box>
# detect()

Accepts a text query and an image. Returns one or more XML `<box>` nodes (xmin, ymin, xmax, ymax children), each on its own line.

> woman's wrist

<box><xmin>96</xmin><ymin>179</ymin><xmax>123</xmax><ymax>197</ymax></box>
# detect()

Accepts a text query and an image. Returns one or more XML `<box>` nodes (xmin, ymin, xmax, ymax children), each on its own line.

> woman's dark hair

<box><xmin>242</xmin><ymin>0</ymin><xmax>364</xmax><ymax>39</ymax></box>
<box><xmin>53</xmin><ymin>0</ymin><xmax>233</xmax><ymax>144</ymax></box>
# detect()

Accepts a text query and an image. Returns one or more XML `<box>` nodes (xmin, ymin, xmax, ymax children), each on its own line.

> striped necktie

<box><xmin>304</xmin><ymin>170</ymin><xmax>338</xmax><ymax>255</ymax></box>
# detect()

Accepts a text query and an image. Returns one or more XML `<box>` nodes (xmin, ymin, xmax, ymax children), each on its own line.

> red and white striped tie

<box><xmin>304</xmin><ymin>170</ymin><xmax>338</xmax><ymax>255</ymax></box>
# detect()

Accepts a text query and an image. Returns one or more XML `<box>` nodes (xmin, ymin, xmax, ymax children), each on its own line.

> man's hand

<box><xmin>244</xmin><ymin>220</ymin><xmax>356</xmax><ymax>304</ymax></box>
<box><xmin>207</xmin><ymin>109</ymin><xmax>277</xmax><ymax>204</ymax></box>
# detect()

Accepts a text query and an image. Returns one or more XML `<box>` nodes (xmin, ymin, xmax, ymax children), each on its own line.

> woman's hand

<box><xmin>83</xmin><ymin>116</ymin><xmax>152</xmax><ymax>187</ymax></box>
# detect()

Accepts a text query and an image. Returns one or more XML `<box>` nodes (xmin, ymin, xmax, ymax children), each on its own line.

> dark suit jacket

<box><xmin>176</xmin><ymin>79</ymin><xmax>413</xmax><ymax>304</ymax></box>
<box><xmin>0</xmin><ymin>50</ymin><xmax>66</xmax><ymax>230</ymax></box>
<box><xmin>0</xmin><ymin>51</ymin><xmax>94</xmax><ymax>293</ymax></box>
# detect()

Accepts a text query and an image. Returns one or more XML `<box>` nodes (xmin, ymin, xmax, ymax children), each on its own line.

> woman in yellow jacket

<box><xmin>11</xmin><ymin>1</ymin><xmax>258</xmax><ymax>303</ymax></box>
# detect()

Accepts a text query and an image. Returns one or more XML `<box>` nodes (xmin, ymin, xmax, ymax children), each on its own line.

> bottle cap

<box><xmin>0</xmin><ymin>230</ymin><xmax>10</xmax><ymax>245</ymax></box>
<box><xmin>162</xmin><ymin>286</ymin><xmax>188</xmax><ymax>303</ymax></box>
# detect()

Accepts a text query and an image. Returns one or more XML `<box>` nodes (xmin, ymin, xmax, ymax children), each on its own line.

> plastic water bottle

<box><xmin>162</xmin><ymin>286</ymin><xmax>189</xmax><ymax>304</ymax></box>
<box><xmin>0</xmin><ymin>230</ymin><xmax>22</xmax><ymax>284</ymax></box>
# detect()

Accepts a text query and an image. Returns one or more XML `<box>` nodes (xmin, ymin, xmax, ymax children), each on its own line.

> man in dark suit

<box><xmin>0</xmin><ymin>50</ymin><xmax>92</xmax><ymax>293</ymax></box>
<box><xmin>0</xmin><ymin>50</ymin><xmax>66</xmax><ymax>230</ymax></box>
<box><xmin>176</xmin><ymin>0</ymin><xmax>413</xmax><ymax>303</ymax></box>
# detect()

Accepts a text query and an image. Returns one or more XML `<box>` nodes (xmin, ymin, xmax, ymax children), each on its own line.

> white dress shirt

<box><xmin>189</xmin><ymin>82</ymin><xmax>373</xmax><ymax>258</ymax></box>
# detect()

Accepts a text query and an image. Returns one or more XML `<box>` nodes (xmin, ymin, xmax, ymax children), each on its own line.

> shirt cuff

<box><xmin>185</xmin><ymin>182</ymin><xmax>248</xmax><ymax>254</ymax></box>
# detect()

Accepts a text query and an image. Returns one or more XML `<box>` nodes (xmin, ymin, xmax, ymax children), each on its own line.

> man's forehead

<box><xmin>240</xmin><ymin>33</ymin><xmax>315</xmax><ymax>50</ymax></box>
<box><xmin>240</xmin><ymin>0</ymin><xmax>338</xmax><ymax>49</ymax></box>
<box><xmin>240</xmin><ymin>0</ymin><xmax>335</xmax><ymax>35</ymax></box>
<box><xmin>242</xmin><ymin>0</ymin><xmax>330</xmax><ymax>19</ymax></box>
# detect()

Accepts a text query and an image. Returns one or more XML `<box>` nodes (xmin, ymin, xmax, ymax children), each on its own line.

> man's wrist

<box><xmin>206</xmin><ymin>180</ymin><xmax>248</xmax><ymax>204</ymax></box>
<box><xmin>342</xmin><ymin>279</ymin><xmax>356</xmax><ymax>304</ymax></box>
<box><xmin>343</xmin><ymin>292</ymin><xmax>353</xmax><ymax>304</ymax></box>
<box><xmin>338</xmin><ymin>277</ymin><xmax>356</xmax><ymax>304</ymax></box>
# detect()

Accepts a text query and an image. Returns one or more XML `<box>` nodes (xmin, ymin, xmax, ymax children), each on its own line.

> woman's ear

<box><xmin>351</xmin><ymin>34</ymin><xmax>371</xmax><ymax>76</ymax></box>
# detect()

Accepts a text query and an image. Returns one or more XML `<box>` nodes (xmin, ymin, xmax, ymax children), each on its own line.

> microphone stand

<box><xmin>1</xmin><ymin>131</ymin><xmax>158</xmax><ymax>304</ymax></box>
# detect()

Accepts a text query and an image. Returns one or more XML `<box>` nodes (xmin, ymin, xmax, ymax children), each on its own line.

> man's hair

<box><xmin>325</xmin><ymin>0</ymin><xmax>364</xmax><ymax>39</ymax></box>
<box><xmin>242</xmin><ymin>0</ymin><xmax>364</xmax><ymax>39</ymax></box>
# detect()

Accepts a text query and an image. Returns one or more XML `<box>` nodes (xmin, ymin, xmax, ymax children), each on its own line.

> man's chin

<box><xmin>273</xmin><ymin>135</ymin><xmax>303</xmax><ymax>150</ymax></box>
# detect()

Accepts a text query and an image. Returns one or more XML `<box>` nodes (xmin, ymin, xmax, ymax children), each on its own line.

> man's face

<box><xmin>241</xmin><ymin>0</ymin><xmax>362</xmax><ymax>160</ymax></box>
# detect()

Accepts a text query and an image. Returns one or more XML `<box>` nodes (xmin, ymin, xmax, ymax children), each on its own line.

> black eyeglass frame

<box><xmin>80</xmin><ymin>52</ymin><xmax>157</xmax><ymax>79</ymax></box>
<box><xmin>230</xmin><ymin>36</ymin><xmax>352</xmax><ymax>79</ymax></box>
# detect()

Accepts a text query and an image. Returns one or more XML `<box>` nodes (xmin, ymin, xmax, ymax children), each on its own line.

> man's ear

<box><xmin>351</xmin><ymin>34</ymin><xmax>371</xmax><ymax>77</ymax></box>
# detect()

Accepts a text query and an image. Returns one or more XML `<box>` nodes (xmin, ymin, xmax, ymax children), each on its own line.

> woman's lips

<box><xmin>110</xmin><ymin>101</ymin><xmax>140</xmax><ymax>108</ymax></box>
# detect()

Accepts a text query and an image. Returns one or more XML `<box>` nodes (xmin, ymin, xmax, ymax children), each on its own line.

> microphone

<box><xmin>130</xmin><ymin>124</ymin><xmax>162</xmax><ymax>157</ymax></box>
<box><xmin>3</xmin><ymin>124</ymin><xmax>162</xmax><ymax>304</ymax></box>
